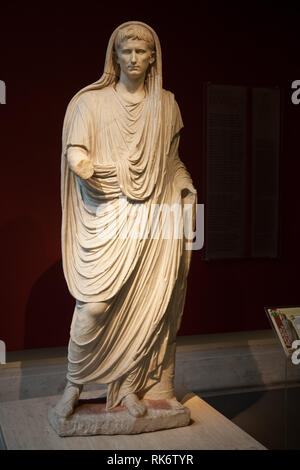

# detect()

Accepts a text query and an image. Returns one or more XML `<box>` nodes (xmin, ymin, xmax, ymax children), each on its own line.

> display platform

<box><xmin>0</xmin><ymin>391</ymin><xmax>266</xmax><ymax>450</ymax></box>
<box><xmin>48</xmin><ymin>396</ymin><xmax>191</xmax><ymax>436</ymax></box>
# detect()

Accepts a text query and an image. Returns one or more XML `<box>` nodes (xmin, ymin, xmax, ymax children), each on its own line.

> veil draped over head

<box><xmin>62</xmin><ymin>20</ymin><xmax>162</xmax><ymax>125</ymax></box>
<box><xmin>60</xmin><ymin>21</ymin><xmax>194</xmax><ymax>409</ymax></box>
<box><xmin>61</xmin><ymin>21</ymin><xmax>173</xmax><ymax>217</ymax></box>
<box><xmin>61</xmin><ymin>20</ymin><xmax>163</xmax><ymax>201</ymax></box>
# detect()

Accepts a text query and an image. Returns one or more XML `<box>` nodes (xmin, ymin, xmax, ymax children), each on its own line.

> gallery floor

<box><xmin>0</xmin><ymin>330</ymin><xmax>299</xmax><ymax>450</ymax></box>
<box><xmin>201</xmin><ymin>386</ymin><xmax>300</xmax><ymax>450</ymax></box>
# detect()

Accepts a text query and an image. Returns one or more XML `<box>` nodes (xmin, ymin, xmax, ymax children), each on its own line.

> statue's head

<box><xmin>113</xmin><ymin>24</ymin><xmax>156</xmax><ymax>80</ymax></box>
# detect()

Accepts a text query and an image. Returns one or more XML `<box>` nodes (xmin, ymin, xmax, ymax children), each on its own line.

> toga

<box><xmin>61</xmin><ymin>22</ymin><xmax>195</xmax><ymax>409</ymax></box>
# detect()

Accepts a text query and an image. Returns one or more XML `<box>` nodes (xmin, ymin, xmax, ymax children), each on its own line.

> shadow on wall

<box><xmin>24</xmin><ymin>259</ymin><xmax>74</xmax><ymax>350</ymax></box>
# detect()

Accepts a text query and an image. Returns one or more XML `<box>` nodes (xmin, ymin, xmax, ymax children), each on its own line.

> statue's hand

<box><xmin>181</xmin><ymin>183</ymin><xmax>197</xmax><ymax>199</ymax></box>
<box><xmin>177</xmin><ymin>182</ymin><xmax>197</xmax><ymax>233</ymax></box>
<box><xmin>174</xmin><ymin>178</ymin><xmax>197</xmax><ymax>199</ymax></box>
<box><xmin>67</xmin><ymin>147</ymin><xmax>94</xmax><ymax>180</ymax></box>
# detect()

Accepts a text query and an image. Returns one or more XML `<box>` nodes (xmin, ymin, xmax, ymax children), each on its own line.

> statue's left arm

<box><xmin>169</xmin><ymin>98</ymin><xmax>197</xmax><ymax>199</ymax></box>
<box><xmin>171</xmin><ymin>132</ymin><xmax>197</xmax><ymax>199</ymax></box>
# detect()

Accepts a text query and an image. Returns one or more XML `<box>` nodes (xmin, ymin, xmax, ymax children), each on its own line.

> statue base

<box><xmin>48</xmin><ymin>396</ymin><xmax>190</xmax><ymax>436</ymax></box>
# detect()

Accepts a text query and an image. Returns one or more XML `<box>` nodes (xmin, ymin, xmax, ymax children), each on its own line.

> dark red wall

<box><xmin>1</xmin><ymin>3</ymin><xmax>300</xmax><ymax>351</ymax></box>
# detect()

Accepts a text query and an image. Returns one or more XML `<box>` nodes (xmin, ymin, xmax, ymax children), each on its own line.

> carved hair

<box><xmin>114</xmin><ymin>25</ymin><xmax>155</xmax><ymax>51</ymax></box>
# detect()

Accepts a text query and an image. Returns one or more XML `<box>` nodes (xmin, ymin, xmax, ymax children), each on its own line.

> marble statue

<box><xmin>52</xmin><ymin>20</ymin><xmax>196</xmax><ymax>431</ymax></box>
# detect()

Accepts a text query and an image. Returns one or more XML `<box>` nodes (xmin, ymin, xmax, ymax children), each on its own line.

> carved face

<box><xmin>115</xmin><ymin>38</ymin><xmax>155</xmax><ymax>80</ymax></box>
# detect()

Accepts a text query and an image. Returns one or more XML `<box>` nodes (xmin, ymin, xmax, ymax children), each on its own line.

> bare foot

<box><xmin>123</xmin><ymin>393</ymin><xmax>147</xmax><ymax>417</ymax></box>
<box><xmin>54</xmin><ymin>381</ymin><xmax>83</xmax><ymax>418</ymax></box>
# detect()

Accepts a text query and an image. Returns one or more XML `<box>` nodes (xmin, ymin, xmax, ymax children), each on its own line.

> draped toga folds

<box><xmin>61</xmin><ymin>83</ymin><xmax>195</xmax><ymax>409</ymax></box>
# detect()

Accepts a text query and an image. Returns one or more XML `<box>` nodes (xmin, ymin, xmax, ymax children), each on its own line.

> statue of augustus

<box><xmin>55</xmin><ymin>21</ymin><xmax>196</xmax><ymax>419</ymax></box>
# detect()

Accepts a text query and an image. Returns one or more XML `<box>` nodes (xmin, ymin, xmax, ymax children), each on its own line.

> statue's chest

<box><xmin>96</xmin><ymin>101</ymin><xmax>146</xmax><ymax>156</ymax></box>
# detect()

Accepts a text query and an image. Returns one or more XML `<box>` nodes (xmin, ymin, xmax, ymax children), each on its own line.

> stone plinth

<box><xmin>48</xmin><ymin>397</ymin><xmax>190</xmax><ymax>436</ymax></box>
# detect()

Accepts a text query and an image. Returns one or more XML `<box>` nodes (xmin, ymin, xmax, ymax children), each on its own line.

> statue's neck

<box><xmin>115</xmin><ymin>74</ymin><xmax>146</xmax><ymax>104</ymax></box>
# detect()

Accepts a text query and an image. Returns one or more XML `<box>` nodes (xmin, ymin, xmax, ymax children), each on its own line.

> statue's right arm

<box><xmin>67</xmin><ymin>146</ymin><xmax>94</xmax><ymax>180</ymax></box>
